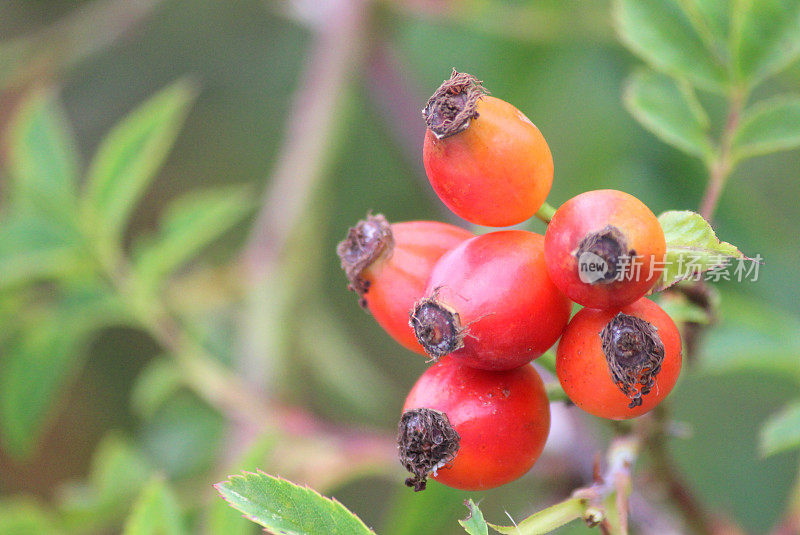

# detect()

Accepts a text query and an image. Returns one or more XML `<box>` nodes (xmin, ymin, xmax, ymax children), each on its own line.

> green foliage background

<box><xmin>0</xmin><ymin>1</ymin><xmax>799</xmax><ymax>533</ymax></box>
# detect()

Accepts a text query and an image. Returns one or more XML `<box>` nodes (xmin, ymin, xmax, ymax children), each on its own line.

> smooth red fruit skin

<box><xmin>403</xmin><ymin>356</ymin><xmax>550</xmax><ymax>491</ymax></box>
<box><xmin>423</xmin><ymin>95</ymin><xmax>553</xmax><ymax>227</ymax></box>
<box><xmin>544</xmin><ymin>189</ymin><xmax>666</xmax><ymax>309</ymax></box>
<box><xmin>556</xmin><ymin>298</ymin><xmax>682</xmax><ymax>420</ymax></box>
<box><xmin>363</xmin><ymin>221</ymin><xmax>473</xmax><ymax>354</ymax></box>
<box><xmin>419</xmin><ymin>230</ymin><xmax>572</xmax><ymax>370</ymax></box>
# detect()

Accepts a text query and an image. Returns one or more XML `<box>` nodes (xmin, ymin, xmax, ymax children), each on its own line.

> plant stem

<box><xmin>699</xmin><ymin>87</ymin><xmax>746</xmax><ymax>220</ymax></box>
<box><xmin>490</xmin><ymin>436</ymin><xmax>640</xmax><ymax>535</ymax></box>
<box><xmin>365</xmin><ymin>41</ymin><xmax>461</xmax><ymax>224</ymax></box>
<box><xmin>139</xmin><ymin>304</ymin><xmax>272</xmax><ymax>424</ymax></box>
<box><xmin>647</xmin><ymin>436</ymin><xmax>713</xmax><ymax>534</ymax></box>
<box><xmin>535</xmin><ymin>201</ymin><xmax>557</xmax><ymax>223</ymax></box>
<box><xmin>91</xmin><ymin>230</ymin><xmax>398</xmax><ymax>481</ymax></box>
<box><xmin>640</xmin><ymin>87</ymin><xmax>751</xmax><ymax>535</ymax></box>
<box><xmin>239</xmin><ymin>0</ymin><xmax>369</xmax><ymax>393</ymax></box>
<box><xmin>242</xmin><ymin>0</ymin><xmax>367</xmax><ymax>274</ymax></box>
<box><xmin>645</xmin><ymin>407</ymin><xmax>743</xmax><ymax>535</ymax></box>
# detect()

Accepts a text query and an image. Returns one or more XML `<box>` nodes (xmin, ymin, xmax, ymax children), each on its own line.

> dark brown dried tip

<box><xmin>574</xmin><ymin>225</ymin><xmax>636</xmax><ymax>284</ymax></box>
<box><xmin>409</xmin><ymin>293</ymin><xmax>464</xmax><ymax>360</ymax></box>
<box><xmin>600</xmin><ymin>313</ymin><xmax>665</xmax><ymax>409</ymax></box>
<box><xmin>422</xmin><ymin>69</ymin><xmax>488</xmax><ymax>139</ymax></box>
<box><xmin>336</xmin><ymin>213</ymin><xmax>394</xmax><ymax>305</ymax></box>
<box><xmin>398</xmin><ymin>408</ymin><xmax>460</xmax><ymax>492</ymax></box>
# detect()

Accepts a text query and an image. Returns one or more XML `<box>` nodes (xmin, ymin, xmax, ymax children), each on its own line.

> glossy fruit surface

<box><xmin>556</xmin><ymin>298</ymin><xmax>682</xmax><ymax>420</ymax></box>
<box><xmin>410</xmin><ymin>230</ymin><xmax>571</xmax><ymax>370</ymax></box>
<box><xmin>544</xmin><ymin>189</ymin><xmax>666</xmax><ymax>309</ymax></box>
<box><xmin>399</xmin><ymin>356</ymin><xmax>550</xmax><ymax>491</ymax></box>
<box><xmin>337</xmin><ymin>214</ymin><xmax>473</xmax><ymax>354</ymax></box>
<box><xmin>422</xmin><ymin>72</ymin><xmax>553</xmax><ymax>227</ymax></box>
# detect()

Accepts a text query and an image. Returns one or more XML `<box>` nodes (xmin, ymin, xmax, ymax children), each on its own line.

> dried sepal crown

<box><xmin>336</xmin><ymin>213</ymin><xmax>394</xmax><ymax>301</ymax></box>
<box><xmin>397</xmin><ymin>407</ymin><xmax>460</xmax><ymax>492</ymax></box>
<box><xmin>600</xmin><ymin>313</ymin><xmax>665</xmax><ymax>408</ymax></box>
<box><xmin>422</xmin><ymin>69</ymin><xmax>488</xmax><ymax>139</ymax></box>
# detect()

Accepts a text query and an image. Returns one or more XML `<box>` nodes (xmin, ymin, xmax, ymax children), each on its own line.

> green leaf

<box><xmin>623</xmin><ymin>69</ymin><xmax>712</xmax><ymax>159</ymax></box>
<box><xmin>6</xmin><ymin>87</ymin><xmax>80</xmax><ymax>223</ymax></box>
<box><xmin>732</xmin><ymin>95</ymin><xmax>800</xmax><ymax>160</ymax></box>
<box><xmin>206</xmin><ymin>434</ymin><xmax>278</xmax><ymax>535</ymax></box>
<box><xmin>83</xmin><ymin>79</ymin><xmax>197</xmax><ymax>240</ymax></box>
<box><xmin>760</xmin><ymin>400</ymin><xmax>800</xmax><ymax>457</ymax></box>
<box><xmin>488</xmin><ymin>498</ymin><xmax>586</xmax><ymax>535</ymax></box>
<box><xmin>0</xmin><ymin>497</ymin><xmax>63</xmax><ymax>535</ymax></box>
<box><xmin>141</xmin><ymin>393</ymin><xmax>224</xmax><ymax>479</ymax></box>
<box><xmin>733</xmin><ymin>0</ymin><xmax>800</xmax><ymax>87</ymax></box>
<box><xmin>59</xmin><ymin>433</ymin><xmax>153</xmax><ymax>533</ymax></box>
<box><xmin>459</xmin><ymin>499</ymin><xmax>489</xmax><ymax>535</ymax></box>
<box><xmin>0</xmin><ymin>210</ymin><xmax>82</xmax><ymax>289</ymax></box>
<box><xmin>678</xmin><ymin>0</ymin><xmax>731</xmax><ymax>46</ymax></box>
<box><xmin>653</xmin><ymin>211</ymin><xmax>746</xmax><ymax>292</ymax></box>
<box><xmin>130</xmin><ymin>358</ymin><xmax>183</xmax><ymax>419</ymax></box>
<box><xmin>613</xmin><ymin>0</ymin><xmax>727</xmax><ymax>92</ymax></box>
<box><xmin>0</xmin><ymin>292</ymin><xmax>27</xmax><ymax>348</ymax></box>
<box><xmin>133</xmin><ymin>186</ymin><xmax>254</xmax><ymax>291</ymax></box>
<box><xmin>90</xmin><ymin>434</ymin><xmax>153</xmax><ymax>499</ymax></box>
<box><xmin>0</xmin><ymin>320</ymin><xmax>82</xmax><ymax>456</ymax></box>
<box><xmin>214</xmin><ymin>471</ymin><xmax>375</xmax><ymax>535</ymax></box>
<box><xmin>122</xmin><ymin>477</ymin><xmax>185</xmax><ymax>535</ymax></box>
<box><xmin>0</xmin><ymin>284</ymin><xmax>123</xmax><ymax>457</ymax></box>
<box><xmin>698</xmin><ymin>294</ymin><xmax>800</xmax><ymax>380</ymax></box>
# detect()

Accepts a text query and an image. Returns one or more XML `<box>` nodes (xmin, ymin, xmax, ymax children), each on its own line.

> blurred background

<box><xmin>1</xmin><ymin>0</ymin><xmax>799</xmax><ymax>533</ymax></box>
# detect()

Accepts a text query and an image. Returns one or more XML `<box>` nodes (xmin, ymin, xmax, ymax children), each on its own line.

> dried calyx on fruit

<box><xmin>336</xmin><ymin>213</ymin><xmax>393</xmax><ymax>303</ymax></box>
<box><xmin>544</xmin><ymin>189</ymin><xmax>666</xmax><ymax>309</ymax></box>
<box><xmin>401</xmin><ymin>356</ymin><xmax>551</xmax><ymax>489</ymax></box>
<box><xmin>574</xmin><ymin>225</ymin><xmax>636</xmax><ymax>284</ymax></box>
<box><xmin>397</xmin><ymin>408</ymin><xmax>460</xmax><ymax>492</ymax></box>
<box><xmin>409</xmin><ymin>231</ymin><xmax>571</xmax><ymax>370</ymax></box>
<box><xmin>409</xmin><ymin>291</ymin><xmax>464</xmax><ymax>359</ymax></box>
<box><xmin>422</xmin><ymin>71</ymin><xmax>554</xmax><ymax>227</ymax></box>
<box><xmin>422</xmin><ymin>70</ymin><xmax>488</xmax><ymax>139</ymax></box>
<box><xmin>337</xmin><ymin>214</ymin><xmax>474</xmax><ymax>355</ymax></box>
<box><xmin>556</xmin><ymin>297</ymin><xmax>681</xmax><ymax>420</ymax></box>
<box><xmin>600</xmin><ymin>313</ymin><xmax>665</xmax><ymax>408</ymax></box>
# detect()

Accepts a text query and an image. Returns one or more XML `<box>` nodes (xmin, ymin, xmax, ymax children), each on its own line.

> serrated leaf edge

<box><xmin>458</xmin><ymin>499</ymin><xmax>489</xmax><ymax>535</ymax></box>
<box><xmin>213</xmin><ymin>470</ymin><xmax>376</xmax><ymax>534</ymax></box>
<box><xmin>653</xmin><ymin>210</ymin><xmax>750</xmax><ymax>292</ymax></box>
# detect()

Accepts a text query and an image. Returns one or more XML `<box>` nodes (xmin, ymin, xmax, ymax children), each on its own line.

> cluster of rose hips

<box><xmin>337</xmin><ymin>71</ymin><xmax>682</xmax><ymax>492</ymax></box>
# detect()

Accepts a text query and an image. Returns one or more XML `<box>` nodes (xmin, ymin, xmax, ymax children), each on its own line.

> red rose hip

<box><xmin>422</xmin><ymin>71</ymin><xmax>553</xmax><ymax>227</ymax></box>
<box><xmin>544</xmin><ymin>189</ymin><xmax>666</xmax><ymax>309</ymax></box>
<box><xmin>337</xmin><ymin>214</ymin><xmax>473</xmax><ymax>354</ymax></box>
<box><xmin>556</xmin><ymin>298</ymin><xmax>682</xmax><ymax>420</ymax></box>
<box><xmin>399</xmin><ymin>356</ymin><xmax>550</xmax><ymax>491</ymax></box>
<box><xmin>410</xmin><ymin>230</ymin><xmax>572</xmax><ymax>370</ymax></box>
